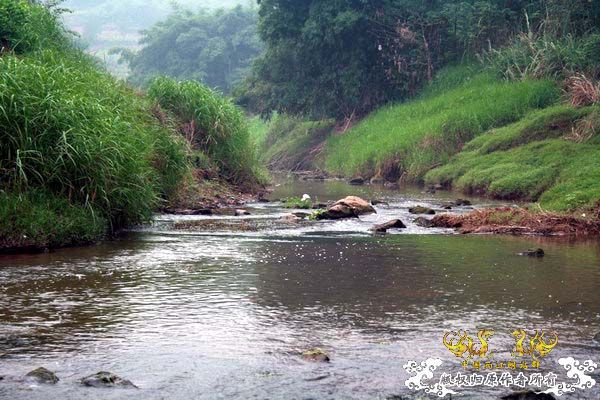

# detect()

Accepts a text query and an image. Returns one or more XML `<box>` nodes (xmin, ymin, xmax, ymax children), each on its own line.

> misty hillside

<box><xmin>62</xmin><ymin>0</ymin><xmax>250</xmax><ymax>75</ymax></box>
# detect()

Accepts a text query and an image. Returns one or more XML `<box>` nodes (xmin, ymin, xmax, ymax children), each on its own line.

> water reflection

<box><xmin>0</xmin><ymin>183</ymin><xmax>599</xmax><ymax>399</ymax></box>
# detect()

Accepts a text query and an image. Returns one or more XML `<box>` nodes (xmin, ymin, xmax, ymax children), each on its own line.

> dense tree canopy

<box><xmin>238</xmin><ymin>0</ymin><xmax>600</xmax><ymax>120</ymax></box>
<box><xmin>115</xmin><ymin>6</ymin><xmax>262</xmax><ymax>93</ymax></box>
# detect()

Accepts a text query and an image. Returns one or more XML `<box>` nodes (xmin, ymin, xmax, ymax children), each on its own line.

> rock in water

<box><xmin>25</xmin><ymin>367</ymin><xmax>59</xmax><ymax>384</ymax></box>
<box><xmin>370</xmin><ymin>176</ymin><xmax>385</xmax><ymax>184</ymax></box>
<box><xmin>315</xmin><ymin>204</ymin><xmax>358</xmax><ymax>220</ymax></box>
<box><xmin>501</xmin><ymin>390</ymin><xmax>556</xmax><ymax>400</ymax></box>
<box><xmin>348</xmin><ymin>177</ymin><xmax>365</xmax><ymax>185</ymax></box>
<box><xmin>454</xmin><ymin>199</ymin><xmax>472</xmax><ymax>206</ymax></box>
<box><xmin>80</xmin><ymin>371</ymin><xmax>137</xmax><ymax>389</ymax></box>
<box><xmin>235</xmin><ymin>209</ymin><xmax>251</xmax><ymax>216</ymax></box>
<box><xmin>519</xmin><ymin>248</ymin><xmax>545</xmax><ymax>257</ymax></box>
<box><xmin>594</xmin><ymin>332</ymin><xmax>600</xmax><ymax>343</ymax></box>
<box><xmin>333</xmin><ymin>196</ymin><xmax>376</xmax><ymax>215</ymax></box>
<box><xmin>409</xmin><ymin>206</ymin><xmax>436</xmax><ymax>215</ymax></box>
<box><xmin>371</xmin><ymin>219</ymin><xmax>407</xmax><ymax>233</ymax></box>
<box><xmin>301</xmin><ymin>348</ymin><xmax>330</xmax><ymax>363</ymax></box>
<box><xmin>316</xmin><ymin>196</ymin><xmax>376</xmax><ymax>220</ymax></box>
<box><xmin>414</xmin><ymin>217</ymin><xmax>434</xmax><ymax>228</ymax></box>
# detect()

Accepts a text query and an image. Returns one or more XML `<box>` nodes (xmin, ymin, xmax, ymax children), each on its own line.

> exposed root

<box><xmin>432</xmin><ymin>207</ymin><xmax>600</xmax><ymax>236</ymax></box>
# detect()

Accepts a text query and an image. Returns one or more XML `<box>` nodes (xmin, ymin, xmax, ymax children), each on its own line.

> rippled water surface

<box><xmin>1</xmin><ymin>179</ymin><xmax>599</xmax><ymax>399</ymax></box>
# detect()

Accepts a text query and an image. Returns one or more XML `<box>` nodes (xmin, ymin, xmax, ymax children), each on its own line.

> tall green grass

<box><xmin>0</xmin><ymin>51</ymin><xmax>188</xmax><ymax>229</ymax></box>
<box><xmin>324</xmin><ymin>68</ymin><xmax>560</xmax><ymax>180</ymax></box>
<box><xmin>0</xmin><ymin>1</ymin><xmax>190</xmax><ymax>250</ymax></box>
<box><xmin>148</xmin><ymin>77</ymin><xmax>265</xmax><ymax>186</ymax></box>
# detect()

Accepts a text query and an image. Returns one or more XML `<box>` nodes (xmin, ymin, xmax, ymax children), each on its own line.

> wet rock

<box><xmin>371</xmin><ymin>199</ymin><xmax>389</xmax><ymax>206</ymax></box>
<box><xmin>455</xmin><ymin>199</ymin><xmax>472</xmax><ymax>206</ymax></box>
<box><xmin>312</xmin><ymin>202</ymin><xmax>329</xmax><ymax>209</ymax></box>
<box><xmin>500</xmin><ymin>390</ymin><xmax>555</xmax><ymax>400</ymax></box>
<box><xmin>257</xmin><ymin>198</ymin><xmax>271</xmax><ymax>203</ymax></box>
<box><xmin>315</xmin><ymin>204</ymin><xmax>358</xmax><ymax>220</ymax></box>
<box><xmin>165</xmin><ymin>208</ymin><xmax>212</xmax><ymax>216</ymax></box>
<box><xmin>384</xmin><ymin>181</ymin><xmax>400</xmax><ymax>189</ymax></box>
<box><xmin>425</xmin><ymin>184</ymin><xmax>443</xmax><ymax>194</ymax></box>
<box><xmin>301</xmin><ymin>348</ymin><xmax>330</xmax><ymax>363</ymax></box>
<box><xmin>333</xmin><ymin>196</ymin><xmax>376</xmax><ymax>216</ymax></box>
<box><xmin>348</xmin><ymin>177</ymin><xmax>365</xmax><ymax>185</ymax></box>
<box><xmin>519</xmin><ymin>248</ymin><xmax>545</xmax><ymax>257</ymax></box>
<box><xmin>235</xmin><ymin>209</ymin><xmax>251</xmax><ymax>216</ymax></box>
<box><xmin>414</xmin><ymin>217</ymin><xmax>435</xmax><ymax>228</ymax></box>
<box><xmin>409</xmin><ymin>206</ymin><xmax>436</xmax><ymax>215</ymax></box>
<box><xmin>593</xmin><ymin>332</ymin><xmax>600</xmax><ymax>343</ymax></box>
<box><xmin>80</xmin><ymin>371</ymin><xmax>137</xmax><ymax>389</ymax></box>
<box><xmin>25</xmin><ymin>367</ymin><xmax>59</xmax><ymax>384</ymax></box>
<box><xmin>370</xmin><ymin>176</ymin><xmax>385</xmax><ymax>184</ymax></box>
<box><xmin>443</xmin><ymin>205</ymin><xmax>453</xmax><ymax>210</ymax></box>
<box><xmin>371</xmin><ymin>219</ymin><xmax>407</xmax><ymax>233</ymax></box>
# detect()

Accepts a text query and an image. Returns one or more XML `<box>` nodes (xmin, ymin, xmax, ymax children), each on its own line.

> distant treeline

<box><xmin>114</xmin><ymin>5</ymin><xmax>262</xmax><ymax>94</ymax></box>
<box><xmin>235</xmin><ymin>0</ymin><xmax>600</xmax><ymax>120</ymax></box>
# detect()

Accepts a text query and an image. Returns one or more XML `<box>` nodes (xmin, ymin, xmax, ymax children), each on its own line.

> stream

<box><xmin>1</xmin><ymin>178</ymin><xmax>599</xmax><ymax>399</ymax></box>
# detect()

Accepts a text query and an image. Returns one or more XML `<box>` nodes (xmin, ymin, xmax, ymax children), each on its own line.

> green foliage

<box><xmin>485</xmin><ymin>33</ymin><xmax>600</xmax><ymax>80</ymax></box>
<box><xmin>148</xmin><ymin>77</ymin><xmax>264</xmax><ymax>186</ymax></box>
<box><xmin>425</xmin><ymin>105</ymin><xmax>600</xmax><ymax>211</ymax></box>
<box><xmin>0</xmin><ymin>190</ymin><xmax>107</xmax><ymax>250</ymax></box>
<box><xmin>0</xmin><ymin>0</ymin><xmax>70</xmax><ymax>53</ymax></box>
<box><xmin>281</xmin><ymin>197</ymin><xmax>312</xmax><ymax>210</ymax></box>
<box><xmin>117</xmin><ymin>6</ymin><xmax>262</xmax><ymax>93</ymax></box>
<box><xmin>241</xmin><ymin>0</ymin><xmax>599</xmax><ymax>120</ymax></box>
<box><xmin>324</xmin><ymin>68</ymin><xmax>560</xmax><ymax>180</ymax></box>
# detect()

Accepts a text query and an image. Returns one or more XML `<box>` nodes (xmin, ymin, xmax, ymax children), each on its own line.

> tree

<box><xmin>114</xmin><ymin>5</ymin><xmax>262</xmax><ymax>93</ymax></box>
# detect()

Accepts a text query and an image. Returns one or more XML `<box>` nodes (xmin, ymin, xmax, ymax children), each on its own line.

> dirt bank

<box><xmin>432</xmin><ymin>207</ymin><xmax>600</xmax><ymax>236</ymax></box>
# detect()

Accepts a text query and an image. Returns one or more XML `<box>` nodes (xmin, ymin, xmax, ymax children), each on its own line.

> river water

<box><xmin>1</xmin><ymin>178</ymin><xmax>599</xmax><ymax>399</ymax></box>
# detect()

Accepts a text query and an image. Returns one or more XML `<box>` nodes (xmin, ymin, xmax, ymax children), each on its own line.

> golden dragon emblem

<box><xmin>443</xmin><ymin>329</ymin><xmax>495</xmax><ymax>359</ymax></box>
<box><xmin>511</xmin><ymin>329</ymin><xmax>558</xmax><ymax>360</ymax></box>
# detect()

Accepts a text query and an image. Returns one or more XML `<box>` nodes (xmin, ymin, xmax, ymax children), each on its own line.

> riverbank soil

<box><xmin>432</xmin><ymin>206</ymin><xmax>600</xmax><ymax>236</ymax></box>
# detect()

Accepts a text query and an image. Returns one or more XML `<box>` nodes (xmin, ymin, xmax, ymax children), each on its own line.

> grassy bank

<box><xmin>425</xmin><ymin>105</ymin><xmax>600</xmax><ymax>211</ymax></box>
<box><xmin>0</xmin><ymin>1</ymin><xmax>263</xmax><ymax>252</ymax></box>
<box><xmin>324</xmin><ymin>67</ymin><xmax>559</xmax><ymax>180</ymax></box>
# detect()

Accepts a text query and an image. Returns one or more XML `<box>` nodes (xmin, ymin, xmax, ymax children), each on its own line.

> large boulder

<box><xmin>25</xmin><ymin>367</ymin><xmax>59</xmax><ymax>384</ymax></box>
<box><xmin>333</xmin><ymin>196</ymin><xmax>376</xmax><ymax>216</ymax></box>
<box><xmin>316</xmin><ymin>196</ymin><xmax>376</xmax><ymax>220</ymax></box>
<box><xmin>80</xmin><ymin>371</ymin><xmax>137</xmax><ymax>389</ymax></box>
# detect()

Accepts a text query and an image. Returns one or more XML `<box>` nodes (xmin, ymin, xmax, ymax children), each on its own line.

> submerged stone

<box><xmin>454</xmin><ymin>199</ymin><xmax>472</xmax><ymax>206</ymax></box>
<box><xmin>371</xmin><ymin>219</ymin><xmax>407</xmax><ymax>233</ymax></box>
<box><xmin>348</xmin><ymin>177</ymin><xmax>365</xmax><ymax>185</ymax></box>
<box><xmin>519</xmin><ymin>248</ymin><xmax>545</xmax><ymax>257</ymax></box>
<box><xmin>301</xmin><ymin>348</ymin><xmax>330</xmax><ymax>363</ymax></box>
<box><xmin>25</xmin><ymin>367</ymin><xmax>59</xmax><ymax>384</ymax></box>
<box><xmin>501</xmin><ymin>390</ymin><xmax>555</xmax><ymax>400</ymax></box>
<box><xmin>409</xmin><ymin>206</ymin><xmax>436</xmax><ymax>215</ymax></box>
<box><xmin>414</xmin><ymin>217</ymin><xmax>434</xmax><ymax>228</ymax></box>
<box><xmin>80</xmin><ymin>371</ymin><xmax>137</xmax><ymax>389</ymax></box>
